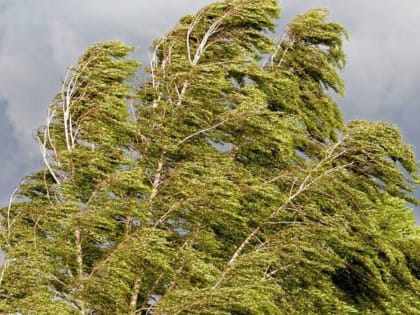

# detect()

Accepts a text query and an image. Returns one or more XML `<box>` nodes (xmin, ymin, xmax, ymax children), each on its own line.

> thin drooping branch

<box><xmin>150</xmin><ymin>37</ymin><xmax>172</xmax><ymax>108</ymax></box>
<box><xmin>150</xmin><ymin>36</ymin><xmax>168</xmax><ymax>89</ymax></box>
<box><xmin>191</xmin><ymin>11</ymin><xmax>230</xmax><ymax>66</ymax></box>
<box><xmin>136</xmin><ymin>273</ymin><xmax>164</xmax><ymax>314</ymax></box>
<box><xmin>177</xmin><ymin>9</ymin><xmax>233</xmax><ymax>106</ymax></box>
<box><xmin>265</xmin><ymin>32</ymin><xmax>286</xmax><ymax>67</ymax></box>
<box><xmin>38</xmin><ymin>107</ymin><xmax>62</xmax><ymax>184</ymax></box>
<box><xmin>178</xmin><ymin>119</ymin><xmax>227</xmax><ymax>145</ymax></box>
<box><xmin>29</xmin><ymin>211</ymin><xmax>42</xmax><ymax>249</ymax></box>
<box><xmin>4</xmin><ymin>181</ymin><xmax>24</xmax><ymax>246</ymax></box>
<box><xmin>45</xmin><ymin>107</ymin><xmax>61</xmax><ymax>167</ymax></box>
<box><xmin>0</xmin><ymin>259</ymin><xmax>9</xmax><ymax>289</ymax></box>
<box><xmin>61</xmin><ymin>54</ymin><xmax>99</xmax><ymax>152</ymax></box>
<box><xmin>61</xmin><ymin>68</ymin><xmax>77</xmax><ymax>152</ymax></box>
<box><xmin>263</xmin><ymin>172</ymin><xmax>293</xmax><ymax>185</ymax></box>
<box><xmin>276</xmin><ymin>38</ymin><xmax>295</xmax><ymax>68</ymax></box>
<box><xmin>39</xmin><ymin>55</ymin><xmax>98</xmax><ymax>184</ymax></box>
<box><xmin>186</xmin><ymin>16</ymin><xmax>202</xmax><ymax>64</ymax></box>
<box><xmin>38</xmin><ymin>133</ymin><xmax>61</xmax><ymax>184</ymax></box>
<box><xmin>263</xmin><ymin>30</ymin><xmax>295</xmax><ymax>69</ymax></box>
<box><xmin>154</xmin><ymin>198</ymin><xmax>187</xmax><ymax>227</ymax></box>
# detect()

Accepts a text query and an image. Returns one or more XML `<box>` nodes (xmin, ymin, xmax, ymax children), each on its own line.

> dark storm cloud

<box><xmin>0</xmin><ymin>0</ymin><xmax>419</xmax><ymax>221</ymax></box>
<box><xmin>0</xmin><ymin>99</ymin><xmax>38</xmax><ymax>205</ymax></box>
<box><xmin>0</xmin><ymin>0</ymin><xmax>210</xmax><ymax>149</ymax></box>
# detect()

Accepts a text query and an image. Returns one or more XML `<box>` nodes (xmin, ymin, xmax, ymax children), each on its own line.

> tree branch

<box><xmin>178</xmin><ymin>119</ymin><xmax>227</xmax><ymax>145</ymax></box>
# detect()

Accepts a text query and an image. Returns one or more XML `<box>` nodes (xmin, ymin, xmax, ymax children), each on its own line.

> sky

<box><xmin>0</xmin><ymin>0</ymin><xmax>419</xmax><ymax>222</ymax></box>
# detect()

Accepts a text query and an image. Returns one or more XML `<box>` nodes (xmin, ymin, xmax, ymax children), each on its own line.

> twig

<box><xmin>177</xmin><ymin>9</ymin><xmax>233</xmax><ymax>105</ymax></box>
<box><xmin>0</xmin><ymin>259</ymin><xmax>9</xmax><ymax>288</ymax></box>
<box><xmin>178</xmin><ymin>120</ymin><xmax>227</xmax><ymax>145</ymax></box>
<box><xmin>5</xmin><ymin>181</ymin><xmax>24</xmax><ymax>244</ymax></box>
<box><xmin>154</xmin><ymin>198</ymin><xmax>187</xmax><ymax>227</ymax></box>
<box><xmin>38</xmin><ymin>134</ymin><xmax>61</xmax><ymax>184</ymax></box>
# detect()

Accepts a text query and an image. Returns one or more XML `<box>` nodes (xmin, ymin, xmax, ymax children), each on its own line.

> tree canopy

<box><xmin>1</xmin><ymin>1</ymin><xmax>420</xmax><ymax>314</ymax></box>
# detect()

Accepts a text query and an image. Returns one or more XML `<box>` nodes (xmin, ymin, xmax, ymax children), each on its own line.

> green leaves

<box><xmin>262</xmin><ymin>8</ymin><xmax>348</xmax><ymax>144</ymax></box>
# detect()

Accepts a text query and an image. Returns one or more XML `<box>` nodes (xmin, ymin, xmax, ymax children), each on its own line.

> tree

<box><xmin>1</xmin><ymin>1</ymin><xmax>420</xmax><ymax>314</ymax></box>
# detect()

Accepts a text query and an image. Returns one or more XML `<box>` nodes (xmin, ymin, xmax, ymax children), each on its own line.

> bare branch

<box><xmin>38</xmin><ymin>134</ymin><xmax>61</xmax><ymax>184</ymax></box>
<box><xmin>186</xmin><ymin>16</ymin><xmax>202</xmax><ymax>64</ymax></box>
<box><xmin>177</xmin><ymin>9</ymin><xmax>233</xmax><ymax>105</ymax></box>
<box><xmin>191</xmin><ymin>11</ymin><xmax>229</xmax><ymax>66</ymax></box>
<box><xmin>62</xmin><ymin>68</ymin><xmax>74</xmax><ymax>151</ymax></box>
<box><xmin>176</xmin><ymin>81</ymin><xmax>189</xmax><ymax>106</ymax></box>
<box><xmin>269</xmin><ymin>32</ymin><xmax>286</xmax><ymax>67</ymax></box>
<box><xmin>276</xmin><ymin>39</ymin><xmax>293</xmax><ymax>67</ymax></box>
<box><xmin>154</xmin><ymin>198</ymin><xmax>187</xmax><ymax>227</ymax></box>
<box><xmin>45</xmin><ymin>107</ymin><xmax>61</xmax><ymax>167</ymax></box>
<box><xmin>4</xmin><ymin>181</ymin><xmax>25</xmax><ymax>246</ymax></box>
<box><xmin>150</xmin><ymin>38</ymin><xmax>172</xmax><ymax>108</ymax></box>
<box><xmin>263</xmin><ymin>172</ymin><xmax>293</xmax><ymax>185</ymax></box>
<box><xmin>60</xmin><ymin>53</ymin><xmax>100</xmax><ymax>152</ymax></box>
<box><xmin>178</xmin><ymin>119</ymin><xmax>227</xmax><ymax>145</ymax></box>
<box><xmin>150</xmin><ymin>36</ymin><xmax>167</xmax><ymax>89</ymax></box>
<box><xmin>0</xmin><ymin>259</ymin><xmax>9</xmax><ymax>289</ymax></box>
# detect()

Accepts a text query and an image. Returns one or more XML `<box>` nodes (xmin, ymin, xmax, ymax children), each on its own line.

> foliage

<box><xmin>1</xmin><ymin>1</ymin><xmax>420</xmax><ymax>314</ymax></box>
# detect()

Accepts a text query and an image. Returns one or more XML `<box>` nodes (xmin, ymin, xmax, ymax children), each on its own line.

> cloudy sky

<box><xmin>0</xmin><ymin>0</ymin><xmax>419</xmax><ymax>221</ymax></box>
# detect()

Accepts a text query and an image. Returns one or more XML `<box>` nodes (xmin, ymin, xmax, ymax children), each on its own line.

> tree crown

<box><xmin>1</xmin><ymin>1</ymin><xmax>419</xmax><ymax>314</ymax></box>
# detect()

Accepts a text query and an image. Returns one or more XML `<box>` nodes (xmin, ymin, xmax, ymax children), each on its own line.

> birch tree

<box><xmin>1</xmin><ymin>1</ymin><xmax>420</xmax><ymax>314</ymax></box>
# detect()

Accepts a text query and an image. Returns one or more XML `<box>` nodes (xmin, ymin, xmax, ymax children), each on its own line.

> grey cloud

<box><xmin>0</xmin><ymin>0</ymin><xmax>210</xmax><ymax>150</ymax></box>
<box><xmin>0</xmin><ymin>99</ymin><xmax>39</xmax><ymax>205</ymax></box>
<box><xmin>0</xmin><ymin>0</ymin><xmax>13</xmax><ymax>13</ymax></box>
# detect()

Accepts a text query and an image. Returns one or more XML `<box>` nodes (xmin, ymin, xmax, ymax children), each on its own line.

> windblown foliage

<box><xmin>1</xmin><ymin>1</ymin><xmax>420</xmax><ymax>314</ymax></box>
